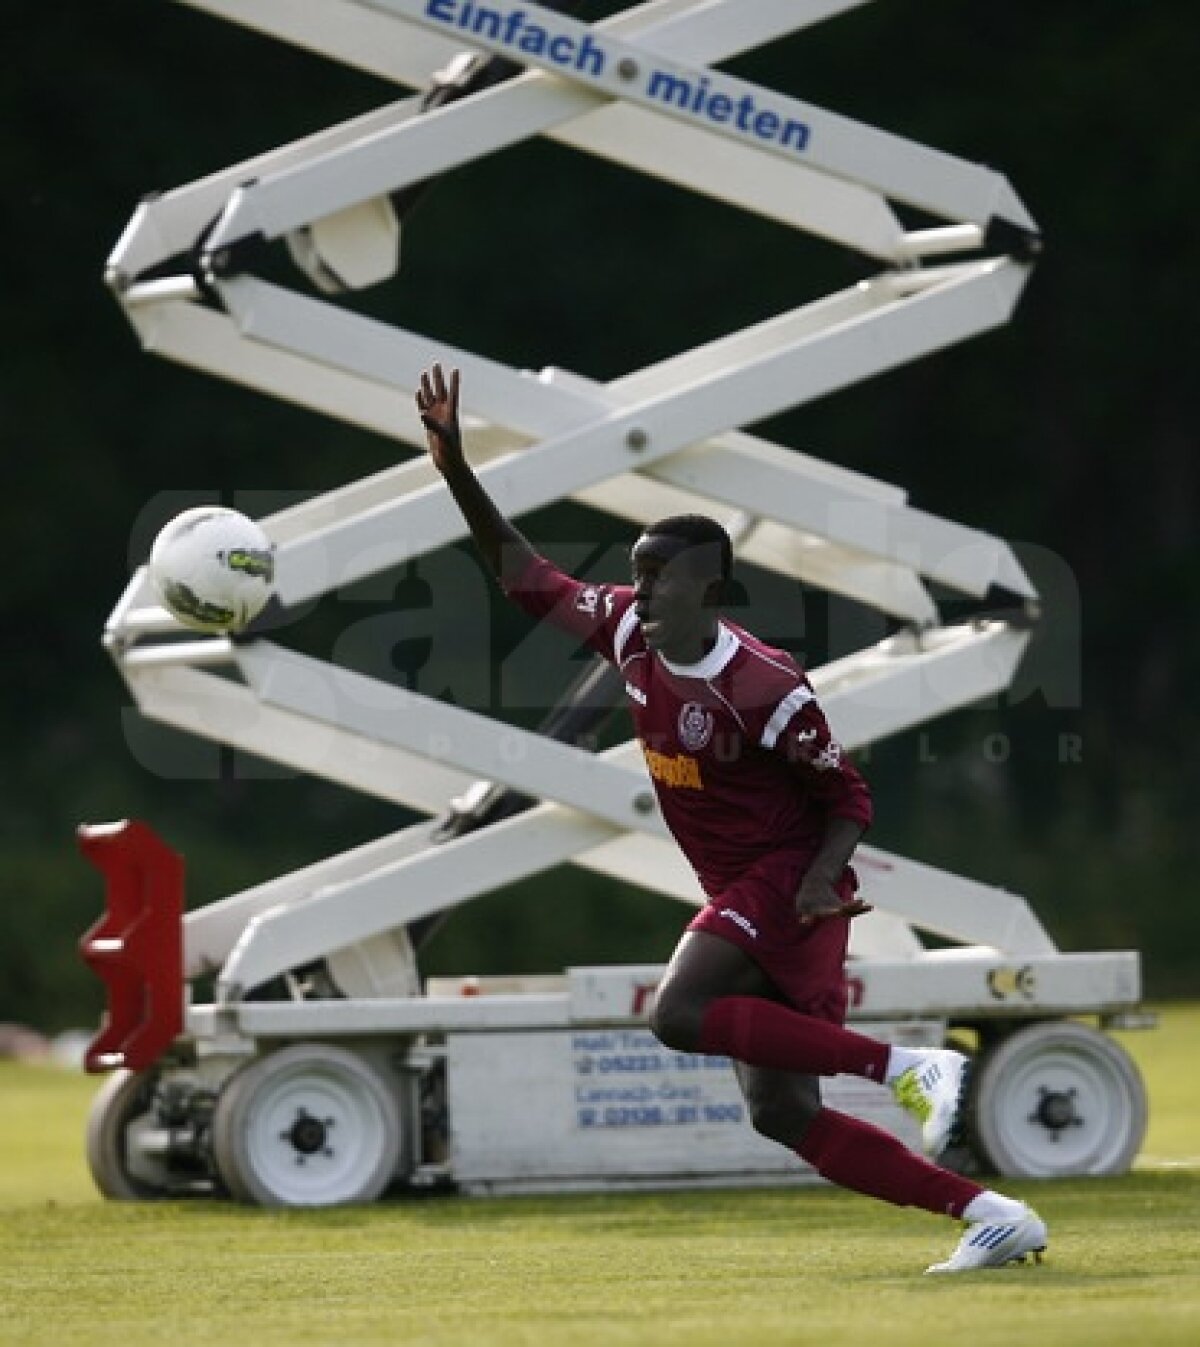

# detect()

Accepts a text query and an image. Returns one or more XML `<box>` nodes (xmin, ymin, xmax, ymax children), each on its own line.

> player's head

<box><xmin>631</xmin><ymin>515</ymin><xmax>732</xmax><ymax>658</ymax></box>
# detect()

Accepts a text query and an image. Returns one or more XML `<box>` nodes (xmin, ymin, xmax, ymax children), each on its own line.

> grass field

<box><xmin>1</xmin><ymin>1007</ymin><xmax>1197</xmax><ymax>1346</ymax></box>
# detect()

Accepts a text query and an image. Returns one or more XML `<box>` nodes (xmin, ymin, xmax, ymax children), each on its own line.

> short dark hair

<box><xmin>642</xmin><ymin>514</ymin><xmax>733</xmax><ymax>582</ymax></box>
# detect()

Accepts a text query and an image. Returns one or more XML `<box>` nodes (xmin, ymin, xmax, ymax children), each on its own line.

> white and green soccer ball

<box><xmin>149</xmin><ymin>506</ymin><xmax>275</xmax><ymax>635</ymax></box>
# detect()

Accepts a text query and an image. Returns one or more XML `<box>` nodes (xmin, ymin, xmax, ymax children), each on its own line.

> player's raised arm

<box><xmin>416</xmin><ymin>363</ymin><xmax>537</xmax><ymax>586</ymax></box>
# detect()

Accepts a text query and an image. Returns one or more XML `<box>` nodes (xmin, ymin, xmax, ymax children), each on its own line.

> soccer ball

<box><xmin>149</xmin><ymin>506</ymin><xmax>275</xmax><ymax>634</ymax></box>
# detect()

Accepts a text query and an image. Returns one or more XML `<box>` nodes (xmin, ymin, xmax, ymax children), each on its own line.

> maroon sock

<box><xmin>698</xmin><ymin>996</ymin><xmax>890</xmax><ymax>1081</ymax></box>
<box><xmin>797</xmin><ymin>1107</ymin><xmax>983</xmax><ymax>1216</ymax></box>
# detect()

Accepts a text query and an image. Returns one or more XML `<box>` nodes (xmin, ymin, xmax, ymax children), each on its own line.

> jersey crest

<box><xmin>678</xmin><ymin>701</ymin><xmax>715</xmax><ymax>752</ymax></box>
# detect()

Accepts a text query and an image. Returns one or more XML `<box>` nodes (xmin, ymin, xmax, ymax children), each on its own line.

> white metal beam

<box><xmin>212</xmin><ymin>260</ymin><xmax>1030</xmax><ymax>604</ymax></box>
<box><xmin>122</xmin><ymin>645</ymin><xmax>1052</xmax><ymax>985</ymax></box>
<box><xmin>232</xmin><ymin>619</ymin><xmax>1027</xmax><ymax>840</ymax></box>
<box><xmin>808</xmin><ymin>622</ymin><xmax>1032</xmax><ymax>750</ymax></box>
<box><xmin>213</xmin><ymin>801</ymin><xmax>1054</xmax><ymax>999</ymax></box>
<box><xmin>105</xmin><ymin>95</ymin><xmax>426</xmax><ymax>283</ymax></box>
<box><xmin>183</xmin><ymin>816</ymin><xmax>444</xmax><ymax>979</ymax></box>
<box><xmin>359</xmin><ymin>0</ymin><xmax>1035</xmax><ymax>230</ymax></box>
<box><xmin>122</xmin><ymin>662</ymin><xmax>475</xmax><ymax>808</ymax></box>
<box><xmin>146</xmin><ymin>0</ymin><xmax>905</xmax><ymax>264</ymax></box>
<box><xmin>216</xmin><ymin>804</ymin><xmax>617</xmax><ymax>998</ymax></box>
<box><xmin>108</xmin><ymin>301</ymin><xmax>960</xmax><ymax>628</ymax></box>
<box><xmin>850</xmin><ymin>849</ymin><xmax>1055</xmax><ymax>958</ymax></box>
<box><xmin>235</xmin><ymin>642</ymin><xmax>667</xmax><ymax>835</ymax></box>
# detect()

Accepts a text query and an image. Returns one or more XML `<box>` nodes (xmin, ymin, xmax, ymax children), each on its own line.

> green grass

<box><xmin>1</xmin><ymin>1007</ymin><xmax>1198</xmax><ymax>1346</ymax></box>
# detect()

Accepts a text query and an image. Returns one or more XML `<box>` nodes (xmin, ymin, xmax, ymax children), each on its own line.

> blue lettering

<box><xmin>502</xmin><ymin>8</ymin><xmax>525</xmax><ymax>45</ymax></box>
<box><xmin>647</xmin><ymin>69</ymin><xmax>692</xmax><ymax>109</ymax></box>
<box><xmin>596</xmin><ymin>1053</ymin><xmax>663</xmax><ymax>1073</ymax></box>
<box><xmin>754</xmin><ymin>109</ymin><xmax>780</xmax><ymax>139</ymax></box>
<box><xmin>603</xmin><ymin>1106</ymin><xmax>664</xmax><ymax>1127</ymax></box>
<box><xmin>575</xmin><ymin>32</ymin><xmax>604</xmax><ymax>77</ymax></box>
<box><xmin>518</xmin><ymin>23</ymin><xmax>548</xmax><ymax>56</ymax></box>
<box><xmin>468</xmin><ymin>2</ymin><xmax>503</xmax><ymax>41</ymax></box>
<box><xmin>690</xmin><ymin>75</ymin><xmax>711</xmax><ymax>114</ymax></box>
<box><xmin>645</xmin><ymin>69</ymin><xmax>810</xmax><ymax>157</ymax></box>
<box><xmin>703</xmin><ymin>1103</ymin><xmax>743</xmax><ymax>1123</ymax></box>
<box><xmin>621</xmin><ymin>1030</ymin><xmax>658</xmax><ymax>1049</ymax></box>
<box><xmin>707</xmin><ymin>93</ymin><xmax>732</xmax><ymax>123</ymax></box>
<box><xmin>425</xmin><ymin>2</ymin><xmax>807</xmax><ymax>155</ymax></box>
<box><xmin>572</xmin><ymin>1033</ymin><xmax>615</xmax><ymax>1050</ymax></box>
<box><xmin>782</xmin><ymin>118</ymin><xmax>810</xmax><ymax>150</ymax></box>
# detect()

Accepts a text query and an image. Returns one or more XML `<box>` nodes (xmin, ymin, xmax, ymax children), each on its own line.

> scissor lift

<box><xmin>85</xmin><ymin>0</ymin><xmax>1149</xmax><ymax>1206</ymax></box>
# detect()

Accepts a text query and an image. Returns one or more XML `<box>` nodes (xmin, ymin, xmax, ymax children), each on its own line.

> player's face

<box><xmin>631</xmin><ymin>533</ymin><xmax>722</xmax><ymax>660</ymax></box>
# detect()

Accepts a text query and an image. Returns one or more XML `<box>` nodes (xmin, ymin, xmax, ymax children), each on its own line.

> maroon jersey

<box><xmin>504</xmin><ymin>555</ymin><xmax>872</xmax><ymax>898</ymax></box>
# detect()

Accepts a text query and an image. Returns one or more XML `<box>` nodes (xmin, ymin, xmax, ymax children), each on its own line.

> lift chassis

<box><xmin>85</xmin><ymin>0</ymin><xmax>1149</xmax><ymax>1206</ymax></box>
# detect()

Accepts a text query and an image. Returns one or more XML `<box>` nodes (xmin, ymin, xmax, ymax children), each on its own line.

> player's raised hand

<box><xmin>416</xmin><ymin>364</ymin><xmax>463</xmax><ymax>475</ymax></box>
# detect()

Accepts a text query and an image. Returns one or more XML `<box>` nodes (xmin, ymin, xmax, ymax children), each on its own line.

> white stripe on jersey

<box><xmin>760</xmin><ymin>685</ymin><xmax>814</xmax><ymax>749</ymax></box>
<box><xmin>614</xmin><ymin>604</ymin><xmax>640</xmax><ymax>665</ymax></box>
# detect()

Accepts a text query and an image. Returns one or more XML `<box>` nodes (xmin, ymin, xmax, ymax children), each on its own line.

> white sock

<box><xmin>962</xmin><ymin>1191</ymin><xmax>1028</xmax><ymax>1223</ymax></box>
<box><xmin>884</xmin><ymin>1045</ymin><xmax>925</xmax><ymax>1084</ymax></box>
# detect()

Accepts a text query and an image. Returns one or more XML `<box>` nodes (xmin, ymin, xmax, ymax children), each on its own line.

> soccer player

<box><xmin>417</xmin><ymin>363</ymin><xmax>1047</xmax><ymax>1274</ymax></box>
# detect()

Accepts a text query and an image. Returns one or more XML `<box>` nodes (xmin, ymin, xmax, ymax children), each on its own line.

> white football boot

<box><xmin>925</xmin><ymin>1208</ymin><xmax>1048</xmax><ymax>1274</ymax></box>
<box><xmin>890</xmin><ymin>1048</ymin><xmax>970</xmax><ymax>1157</ymax></box>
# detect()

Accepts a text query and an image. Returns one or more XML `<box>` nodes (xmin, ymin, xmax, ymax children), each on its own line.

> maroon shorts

<box><xmin>686</xmin><ymin>853</ymin><xmax>856</xmax><ymax>1024</ymax></box>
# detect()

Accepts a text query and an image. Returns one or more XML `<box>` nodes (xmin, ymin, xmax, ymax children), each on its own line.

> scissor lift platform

<box><xmin>84</xmin><ymin>0</ymin><xmax>1149</xmax><ymax>1206</ymax></box>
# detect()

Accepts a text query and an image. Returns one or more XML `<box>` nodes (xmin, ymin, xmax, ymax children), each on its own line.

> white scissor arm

<box><xmin>103</xmin><ymin>1</ymin><xmax>1057</xmax><ymax>1020</ymax></box>
<box><xmin>360</xmin><ymin>0</ymin><xmax>1035</xmax><ymax>233</ymax></box>
<box><xmin>110</xmin><ymin>0</ymin><xmax>902</xmax><ymax>284</ymax></box>
<box><xmin>190</xmin><ymin>618</ymin><xmax>1041</xmax><ymax>997</ymax></box>
<box><xmin>208</xmin><ymin>261</ymin><xmax>1032</xmax><ymax>609</ymax></box>
<box><xmin>194</xmin><ymin>0</ymin><xmax>1033</xmax><ymax>268</ymax></box>
<box><xmin>231</xmin><ymin>621</ymin><xmax>1027</xmax><ymax>842</ymax></box>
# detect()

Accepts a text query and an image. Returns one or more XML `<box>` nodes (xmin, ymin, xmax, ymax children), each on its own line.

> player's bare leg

<box><xmin>733</xmin><ymin>1061</ymin><xmax>822</xmax><ymax>1148</ymax></box>
<box><xmin>651</xmin><ymin>930</ymin><xmax>892</xmax><ymax>1081</ymax></box>
<box><xmin>650</xmin><ymin>930</ymin><xmax>780</xmax><ymax>1049</ymax></box>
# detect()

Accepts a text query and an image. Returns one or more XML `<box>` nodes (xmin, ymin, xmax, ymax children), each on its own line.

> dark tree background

<box><xmin>3</xmin><ymin>0</ymin><xmax>1197</xmax><ymax>1030</ymax></box>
